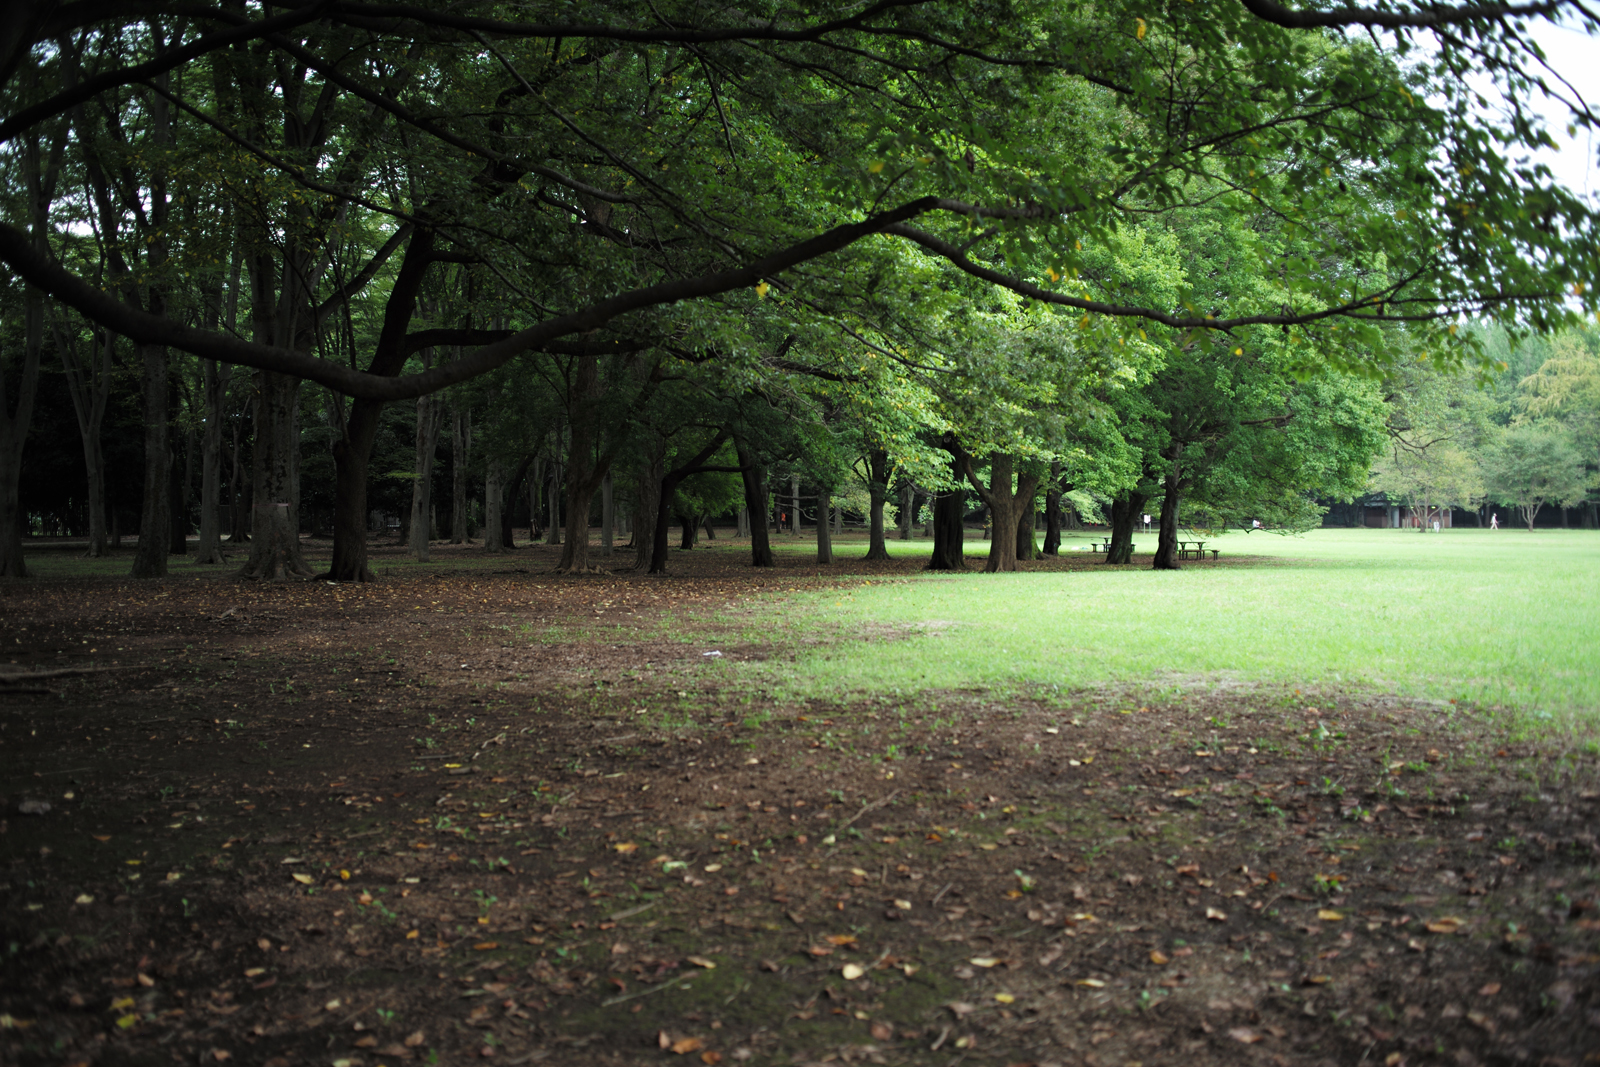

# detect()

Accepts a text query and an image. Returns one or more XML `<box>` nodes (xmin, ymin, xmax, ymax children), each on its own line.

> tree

<box><xmin>4</xmin><ymin>0</ymin><xmax>1599</xmax><ymax>583</ymax></box>
<box><xmin>1484</xmin><ymin>423</ymin><xmax>1590</xmax><ymax>531</ymax></box>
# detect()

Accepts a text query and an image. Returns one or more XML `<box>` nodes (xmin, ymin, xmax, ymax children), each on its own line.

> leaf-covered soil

<box><xmin>3</xmin><ymin>538</ymin><xmax>1599</xmax><ymax>1067</ymax></box>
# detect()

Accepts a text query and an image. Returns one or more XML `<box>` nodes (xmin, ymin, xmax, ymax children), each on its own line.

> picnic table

<box><xmin>1177</xmin><ymin>540</ymin><xmax>1219</xmax><ymax>560</ymax></box>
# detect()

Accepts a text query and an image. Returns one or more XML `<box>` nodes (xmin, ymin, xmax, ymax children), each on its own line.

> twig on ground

<box><xmin>601</xmin><ymin>970</ymin><xmax>700</xmax><ymax>1007</ymax></box>
<box><xmin>838</xmin><ymin>788</ymin><xmax>899</xmax><ymax>832</ymax></box>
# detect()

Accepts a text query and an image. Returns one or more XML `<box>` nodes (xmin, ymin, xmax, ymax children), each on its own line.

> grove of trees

<box><xmin>3</xmin><ymin>0</ymin><xmax>1598</xmax><ymax>580</ymax></box>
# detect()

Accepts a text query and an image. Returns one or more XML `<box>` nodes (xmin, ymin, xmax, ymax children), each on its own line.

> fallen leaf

<box><xmin>613</xmin><ymin>842</ymin><xmax>638</xmax><ymax>853</ymax></box>
<box><xmin>825</xmin><ymin>933</ymin><xmax>858</xmax><ymax>946</ymax></box>
<box><xmin>969</xmin><ymin>957</ymin><xmax>999</xmax><ymax>968</ymax></box>
<box><xmin>1205</xmin><ymin>907</ymin><xmax>1226</xmax><ymax>921</ymax></box>
<box><xmin>244</xmin><ymin>968</ymin><xmax>265</xmax><ymax>978</ymax></box>
<box><xmin>1477</xmin><ymin>983</ymin><xmax>1501</xmax><ymax>996</ymax></box>
<box><xmin>1425</xmin><ymin>917</ymin><xmax>1464</xmax><ymax>934</ymax></box>
<box><xmin>1149</xmin><ymin>951</ymin><xmax>1169</xmax><ymax>965</ymax></box>
<box><xmin>671</xmin><ymin>1036</ymin><xmax>704</xmax><ymax>1055</ymax></box>
<box><xmin>994</xmin><ymin>992</ymin><xmax>1015</xmax><ymax>1004</ymax></box>
<box><xmin>869</xmin><ymin>1021</ymin><xmax>893</xmax><ymax>1040</ymax></box>
<box><xmin>74</xmin><ymin>894</ymin><xmax>93</xmax><ymax>905</ymax></box>
<box><xmin>841</xmin><ymin>963</ymin><xmax>865</xmax><ymax>980</ymax></box>
<box><xmin>473</xmin><ymin>942</ymin><xmax>498</xmax><ymax>951</ymax></box>
<box><xmin>1228</xmin><ymin>1027</ymin><xmax>1263</xmax><ymax>1044</ymax></box>
<box><xmin>686</xmin><ymin>956</ymin><xmax>716</xmax><ymax>969</ymax></box>
<box><xmin>700</xmin><ymin>1052</ymin><xmax>722</xmax><ymax>1066</ymax></box>
<box><xmin>1318</xmin><ymin>909</ymin><xmax>1344</xmax><ymax>922</ymax></box>
<box><xmin>291</xmin><ymin>873</ymin><xmax>313</xmax><ymax>885</ymax></box>
<box><xmin>404</xmin><ymin>1031</ymin><xmax>426</xmax><ymax>1047</ymax></box>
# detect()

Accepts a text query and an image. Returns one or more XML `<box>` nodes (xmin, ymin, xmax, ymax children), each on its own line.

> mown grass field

<box><xmin>735</xmin><ymin>527</ymin><xmax>1600</xmax><ymax>723</ymax></box>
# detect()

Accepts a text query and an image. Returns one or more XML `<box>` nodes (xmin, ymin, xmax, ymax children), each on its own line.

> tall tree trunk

<box><xmin>961</xmin><ymin>453</ymin><xmax>1040</xmax><ymax>574</ymax></box>
<box><xmin>817</xmin><ymin>487</ymin><xmax>834</xmax><ymax>563</ymax></box>
<box><xmin>736</xmin><ymin>439</ymin><xmax>774</xmax><ymax>568</ymax></box>
<box><xmin>679</xmin><ymin>513</ymin><xmax>696</xmax><ymax>550</ymax></box>
<box><xmin>863</xmin><ymin>448</ymin><xmax>890</xmax><ymax>560</ymax></box>
<box><xmin>1106</xmin><ymin>493</ymin><xmax>1145</xmax><ymax>565</ymax></box>
<box><xmin>790</xmin><ymin>474</ymin><xmax>801</xmax><ymax>536</ymax></box>
<box><xmin>194</xmin><ymin>360</ymin><xmax>228</xmax><ymax>563</ymax></box>
<box><xmin>927</xmin><ymin>453</ymin><xmax>967</xmax><ymax>571</ymax></box>
<box><xmin>484</xmin><ymin>459</ymin><xmax>504</xmax><ymax>552</ymax></box>
<box><xmin>897</xmin><ymin>482</ymin><xmax>913</xmax><ymax>540</ymax></box>
<box><xmin>407</xmin><ymin>392</ymin><xmax>444</xmax><ymax>563</ymax></box>
<box><xmin>1153</xmin><ymin>445</ymin><xmax>1182</xmax><ymax>570</ymax></box>
<box><xmin>634</xmin><ymin>437</ymin><xmax>664</xmax><ymax>571</ymax></box>
<box><xmin>227</xmin><ymin>408</ymin><xmax>249</xmax><ymax>542</ymax></box>
<box><xmin>557</xmin><ymin>356</ymin><xmax>619</xmax><ymax>574</ymax></box>
<box><xmin>502</xmin><ymin>453</ymin><xmax>533</xmax><ymax>550</ymax></box>
<box><xmin>650</xmin><ymin>431</ymin><xmax>730</xmax><ymax>574</ymax></box>
<box><xmin>1042</xmin><ymin>462</ymin><xmax>1062</xmax><ymax>556</ymax></box>
<box><xmin>1016</xmin><ymin>494</ymin><xmax>1037</xmax><ymax>562</ymax></box>
<box><xmin>545</xmin><ymin>454</ymin><xmax>563</xmax><ymax>545</ymax></box>
<box><xmin>450</xmin><ymin>405</ymin><xmax>471</xmax><ymax>543</ymax></box>
<box><xmin>736</xmin><ymin>506</ymin><xmax>749</xmax><ymax>538</ymax></box>
<box><xmin>601</xmin><ymin>471</ymin><xmax>614</xmax><ymax>557</ymax></box>
<box><xmin>169</xmin><ymin>417</ymin><xmax>192</xmax><ymax>555</ymax></box>
<box><xmin>527</xmin><ymin>457</ymin><xmax>546</xmax><ymax>542</ymax></box>
<box><xmin>129</xmin><ymin>342</ymin><xmax>171</xmax><ymax>578</ymax></box>
<box><xmin>0</xmin><ymin>306</ymin><xmax>42</xmax><ymax>578</ymax></box>
<box><xmin>237</xmin><ymin>371</ymin><xmax>311</xmax><ymax>580</ymax></box>
<box><xmin>57</xmin><ymin>324</ymin><xmax>113</xmax><ymax>559</ymax></box>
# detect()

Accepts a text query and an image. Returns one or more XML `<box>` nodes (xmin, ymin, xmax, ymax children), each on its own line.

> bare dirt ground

<box><xmin>2</xmin><ymin>537</ymin><xmax>1598</xmax><ymax>1067</ymax></box>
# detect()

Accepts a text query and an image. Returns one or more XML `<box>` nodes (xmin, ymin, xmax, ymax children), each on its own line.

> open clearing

<box><xmin>3</xmin><ymin>531</ymin><xmax>1598</xmax><ymax>1067</ymax></box>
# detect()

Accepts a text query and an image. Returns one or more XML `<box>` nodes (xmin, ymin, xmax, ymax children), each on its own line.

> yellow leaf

<box><xmin>841</xmin><ymin>963</ymin><xmax>865</xmax><ymax>980</ymax></box>
<box><xmin>614</xmin><ymin>842</ymin><xmax>638</xmax><ymax>853</ymax></box>
<box><xmin>969</xmin><ymin>957</ymin><xmax>1000</xmax><ymax>968</ymax></box>
<box><xmin>671</xmin><ymin>1036</ymin><xmax>704</xmax><ymax>1055</ymax></box>
<box><xmin>473</xmin><ymin>941</ymin><xmax>499</xmax><ymax>951</ymax></box>
<box><xmin>116</xmin><ymin>1014</ymin><xmax>138</xmax><ymax>1030</ymax></box>
<box><xmin>291</xmin><ymin>873</ymin><xmax>314</xmax><ymax>885</ymax></box>
<box><xmin>405</xmin><ymin>930</ymin><xmax>420</xmax><ymax>940</ymax></box>
<box><xmin>994</xmin><ymin>992</ymin><xmax>1015</xmax><ymax>1003</ymax></box>
<box><xmin>686</xmin><ymin>956</ymin><xmax>717</xmax><ymax>969</ymax></box>
<box><xmin>868</xmin><ymin>161</ymin><xmax>884</xmax><ymax>174</ymax></box>
<box><xmin>1135</xmin><ymin>17</ymin><xmax>1147</xmax><ymax>39</ymax></box>
<box><xmin>1149</xmin><ymin>951</ymin><xmax>1169</xmax><ymax>965</ymax></box>
<box><xmin>755</xmin><ymin>281</ymin><xmax>769</xmax><ymax>298</ymax></box>
<box><xmin>339</xmin><ymin>870</ymin><xmax>350</xmax><ymax>880</ymax></box>
<box><xmin>1318</xmin><ymin>909</ymin><xmax>1344</xmax><ymax>921</ymax></box>
<box><xmin>1075</xmin><ymin>978</ymin><xmax>1105</xmax><ymax>987</ymax></box>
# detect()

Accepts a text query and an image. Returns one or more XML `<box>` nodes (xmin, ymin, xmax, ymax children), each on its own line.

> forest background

<box><xmin>2</xmin><ymin>0</ymin><xmax>1599</xmax><ymax>582</ymax></box>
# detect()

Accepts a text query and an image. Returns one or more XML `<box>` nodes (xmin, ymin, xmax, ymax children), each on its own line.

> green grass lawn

<box><xmin>746</xmin><ymin>527</ymin><xmax>1600</xmax><ymax>722</ymax></box>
